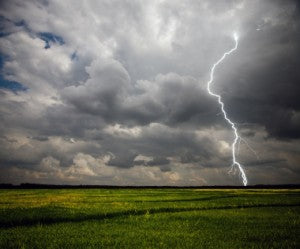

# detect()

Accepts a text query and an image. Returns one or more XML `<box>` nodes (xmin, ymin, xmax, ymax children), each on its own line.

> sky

<box><xmin>0</xmin><ymin>0</ymin><xmax>299</xmax><ymax>186</ymax></box>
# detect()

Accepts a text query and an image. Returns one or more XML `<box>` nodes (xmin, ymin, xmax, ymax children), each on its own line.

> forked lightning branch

<box><xmin>206</xmin><ymin>33</ymin><xmax>248</xmax><ymax>186</ymax></box>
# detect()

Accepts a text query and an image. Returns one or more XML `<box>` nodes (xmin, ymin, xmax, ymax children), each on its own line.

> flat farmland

<box><xmin>0</xmin><ymin>188</ymin><xmax>299</xmax><ymax>248</ymax></box>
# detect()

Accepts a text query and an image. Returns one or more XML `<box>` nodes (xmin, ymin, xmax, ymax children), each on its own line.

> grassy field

<box><xmin>0</xmin><ymin>188</ymin><xmax>299</xmax><ymax>248</ymax></box>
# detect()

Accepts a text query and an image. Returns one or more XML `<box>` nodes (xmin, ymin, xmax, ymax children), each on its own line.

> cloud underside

<box><xmin>0</xmin><ymin>0</ymin><xmax>299</xmax><ymax>185</ymax></box>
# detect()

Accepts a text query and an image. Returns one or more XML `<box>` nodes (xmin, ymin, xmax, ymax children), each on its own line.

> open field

<box><xmin>0</xmin><ymin>188</ymin><xmax>299</xmax><ymax>248</ymax></box>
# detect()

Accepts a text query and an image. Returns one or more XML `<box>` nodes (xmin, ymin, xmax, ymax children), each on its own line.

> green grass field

<box><xmin>0</xmin><ymin>188</ymin><xmax>299</xmax><ymax>248</ymax></box>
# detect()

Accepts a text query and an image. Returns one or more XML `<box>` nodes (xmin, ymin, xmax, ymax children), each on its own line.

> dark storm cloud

<box><xmin>97</xmin><ymin>123</ymin><xmax>226</xmax><ymax>171</ymax></box>
<box><xmin>63</xmin><ymin>69</ymin><xmax>221</xmax><ymax>128</ymax></box>
<box><xmin>0</xmin><ymin>0</ymin><xmax>299</xmax><ymax>185</ymax></box>
<box><xmin>146</xmin><ymin>157</ymin><xmax>170</xmax><ymax>166</ymax></box>
<box><xmin>213</xmin><ymin>1</ymin><xmax>300</xmax><ymax>139</ymax></box>
<box><xmin>29</xmin><ymin>136</ymin><xmax>49</xmax><ymax>141</ymax></box>
<box><xmin>247</xmin><ymin>158</ymin><xmax>287</xmax><ymax>167</ymax></box>
<box><xmin>107</xmin><ymin>153</ymin><xmax>138</xmax><ymax>168</ymax></box>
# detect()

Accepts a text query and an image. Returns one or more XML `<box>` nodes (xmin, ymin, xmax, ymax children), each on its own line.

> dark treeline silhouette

<box><xmin>0</xmin><ymin>183</ymin><xmax>299</xmax><ymax>189</ymax></box>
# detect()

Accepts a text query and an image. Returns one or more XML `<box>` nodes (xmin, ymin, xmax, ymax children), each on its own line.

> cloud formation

<box><xmin>0</xmin><ymin>0</ymin><xmax>299</xmax><ymax>185</ymax></box>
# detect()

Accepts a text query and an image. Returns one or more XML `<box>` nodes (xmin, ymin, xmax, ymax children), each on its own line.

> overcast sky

<box><xmin>0</xmin><ymin>0</ymin><xmax>299</xmax><ymax>185</ymax></box>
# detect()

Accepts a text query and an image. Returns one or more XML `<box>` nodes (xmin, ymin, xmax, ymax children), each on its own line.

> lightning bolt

<box><xmin>206</xmin><ymin>32</ymin><xmax>248</xmax><ymax>186</ymax></box>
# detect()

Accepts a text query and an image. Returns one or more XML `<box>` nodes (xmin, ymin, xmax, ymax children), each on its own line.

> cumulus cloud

<box><xmin>0</xmin><ymin>0</ymin><xmax>299</xmax><ymax>185</ymax></box>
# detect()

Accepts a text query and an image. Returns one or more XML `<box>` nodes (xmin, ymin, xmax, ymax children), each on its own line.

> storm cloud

<box><xmin>0</xmin><ymin>0</ymin><xmax>299</xmax><ymax>185</ymax></box>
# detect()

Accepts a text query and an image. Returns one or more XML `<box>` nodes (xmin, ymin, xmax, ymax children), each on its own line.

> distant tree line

<box><xmin>0</xmin><ymin>183</ymin><xmax>299</xmax><ymax>189</ymax></box>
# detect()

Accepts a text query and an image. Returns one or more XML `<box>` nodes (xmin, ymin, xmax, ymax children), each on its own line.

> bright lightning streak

<box><xmin>206</xmin><ymin>32</ymin><xmax>248</xmax><ymax>186</ymax></box>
